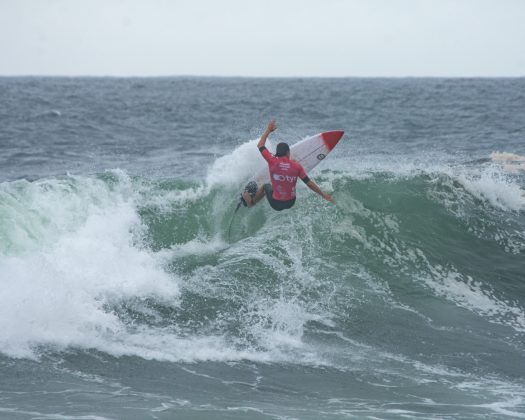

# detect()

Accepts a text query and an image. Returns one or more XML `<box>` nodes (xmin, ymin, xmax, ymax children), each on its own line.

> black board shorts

<box><xmin>264</xmin><ymin>184</ymin><xmax>296</xmax><ymax>211</ymax></box>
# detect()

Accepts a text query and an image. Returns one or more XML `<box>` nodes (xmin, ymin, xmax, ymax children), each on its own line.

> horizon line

<box><xmin>1</xmin><ymin>74</ymin><xmax>524</xmax><ymax>79</ymax></box>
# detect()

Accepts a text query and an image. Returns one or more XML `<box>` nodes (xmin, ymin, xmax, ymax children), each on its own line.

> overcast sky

<box><xmin>0</xmin><ymin>0</ymin><xmax>524</xmax><ymax>77</ymax></box>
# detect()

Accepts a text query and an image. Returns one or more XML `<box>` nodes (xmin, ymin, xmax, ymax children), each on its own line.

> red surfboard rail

<box><xmin>321</xmin><ymin>131</ymin><xmax>345</xmax><ymax>151</ymax></box>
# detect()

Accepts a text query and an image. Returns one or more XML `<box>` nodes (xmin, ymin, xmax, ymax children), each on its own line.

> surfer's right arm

<box><xmin>305</xmin><ymin>179</ymin><xmax>335</xmax><ymax>203</ymax></box>
<box><xmin>257</xmin><ymin>120</ymin><xmax>277</xmax><ymax>150</ymax></box>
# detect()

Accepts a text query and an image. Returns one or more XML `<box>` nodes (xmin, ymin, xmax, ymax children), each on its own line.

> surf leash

<box><xmin>227</xmin><ymin>200</ymin><xmax>243</xmax><ymax>242</ymax></box>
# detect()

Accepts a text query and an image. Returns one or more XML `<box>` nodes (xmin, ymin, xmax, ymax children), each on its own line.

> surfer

<box><xmin>241</xmin><ymin>120</ymin><xmax>334</xmax><ymax>211</ymax></box>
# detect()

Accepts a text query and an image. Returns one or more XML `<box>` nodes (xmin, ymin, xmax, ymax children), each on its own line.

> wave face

<box><xmin>1</xmin><ymin>156</ymin><xmax>525</xmax><ymax>417</ymax></box>
<box><xmin>1</xmin><ymin>77</ymin><xmax>525</xmax><ymax>418</ymax></box>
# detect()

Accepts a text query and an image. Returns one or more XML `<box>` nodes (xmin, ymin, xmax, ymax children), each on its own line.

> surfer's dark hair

<box><xmin>275</xmin><ymin>142</ymin><xmax>290</xmax><ymax>157</ymax></box>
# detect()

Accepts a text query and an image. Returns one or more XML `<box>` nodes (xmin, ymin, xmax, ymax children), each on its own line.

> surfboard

<box><xmin>251</xmin><ymin>130</ymin><xmax>345</xmax><ymax>186</ymax></box>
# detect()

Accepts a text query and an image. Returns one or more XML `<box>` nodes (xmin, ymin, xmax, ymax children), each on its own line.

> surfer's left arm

<box><xmin>257</xmin><ymin>120</ymin><xmax>277</xmax><ymax>149</ymax></box>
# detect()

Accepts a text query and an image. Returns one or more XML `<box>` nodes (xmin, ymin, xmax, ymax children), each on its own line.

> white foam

<box><xmin>206</xmin><ymin>139</ymin><xmax>268</xmax><ymax>187</ymax></box>
<box><xmin>142</xmin><ymin>183</ymin><xmax>210</xmax><ymax>211</ymax></box>
<box><xmin>0</xmin><ymin>175</ymin><xmax>121</xmax><ymax>255</ymax></box>
<box><xmin>320</xmin><ymin>152</ymin><xmax>525</xmax><ymax>212</ymax></box>
<box><xmin>157</xmin><ymin>236</ymin><xmax>226</xmax><ymax>259</ymax></box>
<box><xmin>0</xmin><ymin>171</ymin><xmax>179</xmax><ymax>359</ymax></box>
<box><xmin>246</xmin><ymin>297</ymin><xmax>319</xmax><ymax>350</ymax></box>
<box><xmin>456</xmin><ymin>379</ymin><xmax>525</xmax><ymax>418</ymax></box>
<box><xmin>422</xmin><ymin>267</ymin><xmax>525</xmax><ymax>332</ymax></box>
<box><xmin>82</xmin><ymin>328</ymin><xmax>278</xmax><ymax>364</ymax></box>
<box><xmin>454</xmin><ymin>167</ymin><xmax>525</xmax><ymax>212</ymax></box>
<box><xmin>0</xmin><ymin>408</ymin><xmax>113</xmax><ymax>420</ymax></box>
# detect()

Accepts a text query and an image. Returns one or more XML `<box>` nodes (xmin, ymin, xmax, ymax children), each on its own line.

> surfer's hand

<box><xmin>323</xmin><ymin>193</ymin><xmax>335</xmax><ymax>203</ymax></box>
<box><xmin>266</xmin><ymin>120</ymin><xmax>277</xmax><ymax>133</ymax></box>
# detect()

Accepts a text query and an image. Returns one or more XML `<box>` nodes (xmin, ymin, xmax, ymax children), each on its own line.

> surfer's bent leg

<box><xmin>253</xmin><ymin>185</ymin><xmax>266</xmax><ymax>204</ymax></box>
<box><xmin>263</xmin><ymin>183</ymin><xmax>273</xmax><ymax>201</ymax></box>
<box><xmin>241</xmin><ymin>181</ymin><xmax>263</xmax><ymax>207</ymax></box>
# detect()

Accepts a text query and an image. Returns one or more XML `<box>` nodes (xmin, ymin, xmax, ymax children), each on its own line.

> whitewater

<box><xmin>0</xmin><ymin>77</ymin><xmax>524</xmax><ymax>419</ymax></box>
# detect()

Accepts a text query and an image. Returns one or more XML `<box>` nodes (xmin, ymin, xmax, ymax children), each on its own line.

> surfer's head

<box><xmin>275</xmin><ymin>142</ymin><xmax>290</xmax><ymax>157</ymax></box>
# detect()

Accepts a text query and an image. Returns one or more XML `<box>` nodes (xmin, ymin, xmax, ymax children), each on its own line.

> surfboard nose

<box><xmin>322</xmin><ymin>131</ymin><xmax>344</xmax><ymax>151</ymax></box>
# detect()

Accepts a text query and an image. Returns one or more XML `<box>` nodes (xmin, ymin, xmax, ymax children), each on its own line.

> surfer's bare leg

<box><xmin>253</xmin><ymin>186</ymin><xmax>266</xmax><ymax>204</ymax></box>
<box><xmin>242</xmin><ymin>186</ymin><xmax>265</xmax><ymax>207</ymax></box>
<box><xmin>242</xmin><ymin>190</ymin><xmax>254</xmax><ymax>207</ymax></box>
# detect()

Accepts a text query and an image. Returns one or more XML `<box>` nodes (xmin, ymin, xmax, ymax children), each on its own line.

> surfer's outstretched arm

<box><xmin>257</xmin><ymin>120</ymin><xmax>277</xmax><ymax>149</ymax></box>
<box><xmin>306</xmin><ymin>179</ymin><xmax>334</xmax><ymax>203</ymax></box>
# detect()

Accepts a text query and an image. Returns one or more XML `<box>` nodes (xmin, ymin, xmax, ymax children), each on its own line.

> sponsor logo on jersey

<box><xmin>273</xmin><ymin>174</ymin><xmax>297</xmax><ymax>183</ymax></box>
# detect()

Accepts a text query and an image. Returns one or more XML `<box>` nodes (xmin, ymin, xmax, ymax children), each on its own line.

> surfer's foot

<box><xmin>241</xmin><ymin>191</ymin><xmax>254</xmax><ymax>207</ymax></box>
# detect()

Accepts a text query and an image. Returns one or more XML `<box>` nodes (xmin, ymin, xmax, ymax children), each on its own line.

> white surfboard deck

<box><xmin>250</xmin><ymin>130</ymin><xmax>344</xmax><ymax>186</ymax></box>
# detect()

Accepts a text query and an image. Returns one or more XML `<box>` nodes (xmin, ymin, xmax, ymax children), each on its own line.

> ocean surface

<box><xmin>0</xmin><ymin>77</ymin><xmax>524</xmax><ymax>419</ymax></box>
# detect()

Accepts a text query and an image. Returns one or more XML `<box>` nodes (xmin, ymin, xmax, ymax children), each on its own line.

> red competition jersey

<box><xmin>260</xmin><ymin>146</ymin><xmax>310</xmax><ymax>201</ymax></box>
